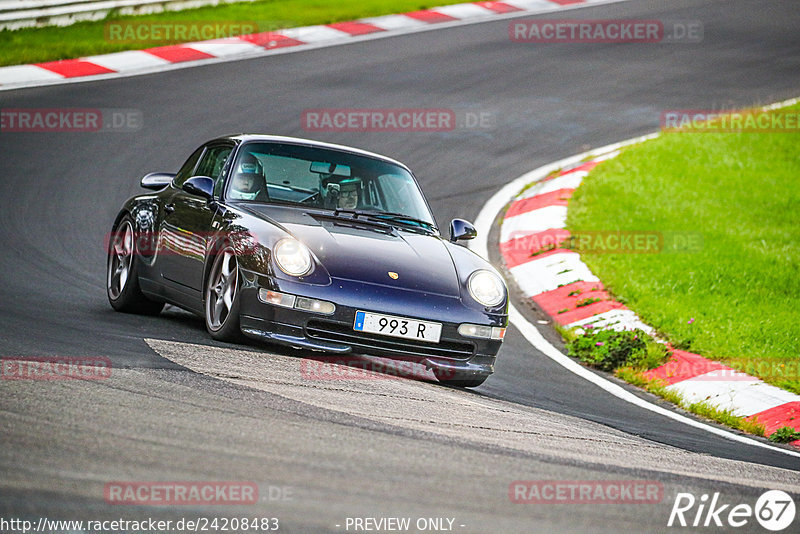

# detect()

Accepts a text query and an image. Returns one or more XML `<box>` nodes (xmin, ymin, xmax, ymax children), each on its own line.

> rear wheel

<box><xmin>433</xmin><ymin>370</ymin><xmax>488</xmax><ymax>388</ymax></box>
<box><xmin>205</xmin><ymin>247</ymin><xmax>244</xmax><ymax>342</ymax></box>
<box><xmin>107</xmin><ymin>216</ymin><xmax>164</xmax><ymax>315</ymax></box>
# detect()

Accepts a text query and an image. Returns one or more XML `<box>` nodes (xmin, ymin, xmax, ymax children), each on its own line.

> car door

<box><xmin>159</xmin><ymin>142</ymin><xmax>234</xmax><ymax>294</ymax></box>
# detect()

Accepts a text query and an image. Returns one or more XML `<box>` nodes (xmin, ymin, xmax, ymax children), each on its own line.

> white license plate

<box><xmin>353</xmin><ymin>311</ymin><xmax>442</xmax><ymax>343</ymax></box>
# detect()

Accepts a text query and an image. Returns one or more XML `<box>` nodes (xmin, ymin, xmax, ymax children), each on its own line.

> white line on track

<box><xmin>0</xmin><ymin>0</ymin><xmax>632</xmax><ymax>92</ymax></box>
<box><xmin>469</xmin><ymin>127</ymin><xmax>800</xmax><ymax>459</ymax></box>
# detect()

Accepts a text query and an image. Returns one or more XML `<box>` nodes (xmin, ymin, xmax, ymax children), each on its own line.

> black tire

<box><xmin>433</xmin><ymin>370</ymin><xmax>488</xmax><ymax>388</ymax></box>
<box><xmin>204</xmin><ymin>246</ymin><xmax>244</xmax><ymax>342</ymax></box>
<box><xmin>107</xmin><ymin>216</ymin><xmax>165</xmax><ymax>315</ymax></box>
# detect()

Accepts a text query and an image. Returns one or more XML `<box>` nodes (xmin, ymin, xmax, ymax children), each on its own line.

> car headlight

<box><xmin>274</xmin><ymin>238</ymin><xmax>312</xmax><ymax>276</ymax></box>
<box><xmin>467</xmin><ymin>270</ymin><xmax>505</xmax><ymax>307</ymax></box>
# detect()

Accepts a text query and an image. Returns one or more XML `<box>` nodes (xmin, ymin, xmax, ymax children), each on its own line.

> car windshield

<box><xmin>225</xmin><ymin>142</ymin><xmax>436</xmax><ymax>228</ymax></box>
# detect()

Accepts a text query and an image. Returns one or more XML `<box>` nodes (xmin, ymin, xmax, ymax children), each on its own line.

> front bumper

<box><xmin>237</xmin><ymin>277</ymin><xmax>506</xmax><ymax>377</ymax></box>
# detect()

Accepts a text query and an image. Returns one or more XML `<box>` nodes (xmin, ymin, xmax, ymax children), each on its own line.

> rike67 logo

<box><xmin>668</xmin><ymin>490</ymin><xmax>795</xmax><ymax>531</ymax></box>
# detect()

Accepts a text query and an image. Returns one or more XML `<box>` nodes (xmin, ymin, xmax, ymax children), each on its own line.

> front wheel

<box><xmin>433</xmin><ymin>370</ymin><xmax>488</xmax><ymax>388</ymax></box>
<box><xmin>205</xmin><ymin>247</ymin><xmax>244</xmax><ymax>342</ymax></box>
<box><xmin>107</xmin><ymin>216</ymin><xmax>164</xmax><ymax>315</ymax></box>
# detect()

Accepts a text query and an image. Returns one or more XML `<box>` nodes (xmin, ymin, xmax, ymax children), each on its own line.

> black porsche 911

<box><xmin>107</xmin><ymin>135</ymin><xmax>508</xmax><ymax>387</ymax></box>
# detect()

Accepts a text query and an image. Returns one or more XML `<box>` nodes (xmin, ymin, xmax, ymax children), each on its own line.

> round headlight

<box><xmin>468</xmin><ymin>270</ymin><xmax>505</xmax><ymax>307</ymax></box>
<box><xmin>274</xmin><ymin>238</ymin><xmax>312</xmax><ymax>276</ymax></box>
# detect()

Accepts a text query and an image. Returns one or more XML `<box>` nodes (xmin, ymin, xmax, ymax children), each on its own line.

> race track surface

<box><xmin>1</xmin><ymin>0</ymin><xmax>799</xmax><ymax>531</ymax></box>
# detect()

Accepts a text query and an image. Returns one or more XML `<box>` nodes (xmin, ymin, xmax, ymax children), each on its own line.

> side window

<box><xmin>173</xmin><ymin>146</ymin><xmax>205</xmax><ymax>187</ymax></box>
<box><xmin>195</xmin><ymin>145</ymin><xmax>233</xmax><ymax>182</ymax></box>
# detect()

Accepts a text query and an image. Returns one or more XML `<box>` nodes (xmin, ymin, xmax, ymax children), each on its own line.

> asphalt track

<box><xmin>1</xmin><ymin>0</ymin><xmax>799</xmax><ymax>531</ymax></box>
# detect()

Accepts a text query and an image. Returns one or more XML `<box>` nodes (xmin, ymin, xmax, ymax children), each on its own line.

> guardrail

<box><xmin>0</xmin><ymin>0</ymin><xmax>255</xmax><ymax>31</ymax></box>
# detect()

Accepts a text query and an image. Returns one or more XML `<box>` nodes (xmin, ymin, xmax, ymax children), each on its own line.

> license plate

<box><xmin>354</xmin><ymin>311</ymin><xmax>442</xmax><ymax>343</ymax></box>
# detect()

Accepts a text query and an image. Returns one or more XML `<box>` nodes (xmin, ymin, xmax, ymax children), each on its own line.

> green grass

<box><xmin>616</xmin><ymin>367</ymin><xmax>686</xmax><ymax>406</ymax></box>
<box><xmin>615</xmin><ymin>367</ymin><xmax>766</xmax><ymax>437</ymax></box>
<box><xmin>568</xmin><ymin>103</ymin><xmax>800</xmax><ymax>394</ymax></box>
<box><xmin>0</xmin><ymin>0</ymin><xmax>463</xmax><ymax>67</ymax></box>
<box><xmin>768</xmin><ymin>426</ymin><xmax>800</xmax><ymax>443</ymax></box>
<box><xmin>688</xmin><ymin>400</ymin><xmax>766</xmax><ymax>437</ymax></box>
<box><xmin>566</xmin><ymin>328</ymin><xmax>670</xmax><ymax>372</ymax></box>
<box><xmin>554</xmin><ymin>323</ymin><xmax>578</xmax><ymax>344</ymax></box>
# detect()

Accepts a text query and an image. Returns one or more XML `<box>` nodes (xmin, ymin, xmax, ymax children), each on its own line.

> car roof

<box><xmin>217</xmin><ymin>134</ymin><xmax>412</xmax><ymax>173</ymax></box>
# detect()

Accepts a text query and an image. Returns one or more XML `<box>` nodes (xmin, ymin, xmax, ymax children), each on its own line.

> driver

<box><xmin>229</xmin><ymin>154</ymin><xmax>267</xmax><ymax>201</ymax></box>
<box><xmin>324</xmin><ymin>177</ymin><xmax>362</xmax><ymax>210</ymax></box>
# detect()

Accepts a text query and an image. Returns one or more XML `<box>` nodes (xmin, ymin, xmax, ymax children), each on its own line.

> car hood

<box><xmin>243</xmin><ymin>206</ymin><xmax>461</xmax><ymax>297</ymax></box>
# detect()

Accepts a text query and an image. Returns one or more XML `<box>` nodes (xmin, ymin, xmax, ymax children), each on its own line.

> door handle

<box><xmin>164</xmin><ymin>203</ymin><xmax>175</xmax><ymax>214</ymax></box>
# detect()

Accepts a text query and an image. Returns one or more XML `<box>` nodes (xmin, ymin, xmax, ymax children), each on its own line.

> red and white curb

<box><xmin>0</xmin><ymin>0</ymin><xmax>624</xmax><ymax>90</ymax></box>
<box><xmin>496</xmin><ymin>136</ymin><xmax>800</xmax><ymax>446</ymax></box>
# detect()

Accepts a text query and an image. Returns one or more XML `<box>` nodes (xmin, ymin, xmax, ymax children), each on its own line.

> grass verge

<box><xmin>567</xmin><ymin>102</ymin><xmax>800</xmax><ymax>394</ymax></box>
<box><xmin>615</xmin><ymin>366</ymin><xmax>766</xmax><ymax>437</ymax></box>
<box><xmin>0</xmin><ymin>0</ymin><xmax>464</xmax><ymax>67</ymax></box>
<box><xmin>768</xmin><ymin>427</ymin><xmax>800</xmax><ymax>443</ymax></box>
<box><xmin>566</xmin><ymin>328</ymin><xmax>670</xmax><ymax>372</ymax></box>
<box><xmin>562</xmin><ymin>327</ymin><xmax>768</xmax><ymax>437</ymax></box>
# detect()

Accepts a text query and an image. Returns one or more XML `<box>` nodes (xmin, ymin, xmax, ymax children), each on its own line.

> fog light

<box><xmin>259</xmin><ymin>289</ymin><xmax>335</xmax><ymax>315</ymax></box>
<box><xmin>258</xmin><ymin>289</ymin><xmax>296</xmax><ymax>308</ymax></box>
<box><xmin>458</xmin><ymin>324</ymin><xmax>506</xmax><ymax>340</ymax></box>
<box><xmin>295</xmin><ymin>297</ymin><xmax>336</xmax><ymax>315</ymax></box>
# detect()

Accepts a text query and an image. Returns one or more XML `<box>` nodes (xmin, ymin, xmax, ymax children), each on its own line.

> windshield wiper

<box><xmin>331</xmin><ymin>208</ymin><xmax>367</xmax><ymax>218</ymax></box>
<box><xmin>328</xmin><ymin>209</ymin><xmax>436</xmax><ymax>234</ymax></box>
<box><xmin>314</xmin><ymin>210</ymin><xmax>394</xmax><ymax>233</ymax></box>
<box><xmin>366</xmin><ymin>211</ymin><xmax>436</xmax><ymax>233</ymax></box>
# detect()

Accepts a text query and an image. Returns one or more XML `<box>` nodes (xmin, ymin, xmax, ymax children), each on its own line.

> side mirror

<box><xmin>449</xmin><ymin>218</ymin><xmax>477</xmax><ymax>243</ymax></box>
<box><xmin>140</xmin><ymin>172</ymin><xmax>176</xmax><ymax>190</ymax></box>
<box><xmin>182</xmin><ymin>176</ymin><xmax>214</xmax><ymax>200</ymax></box>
